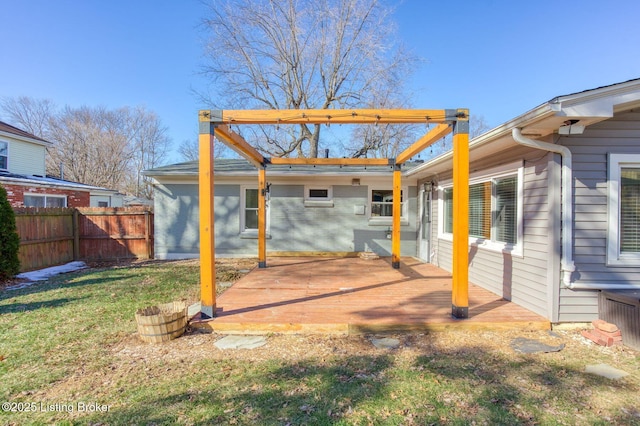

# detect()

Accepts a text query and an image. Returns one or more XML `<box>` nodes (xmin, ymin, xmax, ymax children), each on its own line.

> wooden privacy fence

<box><xmin>14</xmin><ymin>207</ymin><xmax>154</xmax><ymax>272</ymax></box>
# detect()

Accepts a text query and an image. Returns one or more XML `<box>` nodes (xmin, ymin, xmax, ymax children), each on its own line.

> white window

<box><xmin>24</xmin><ymin>194</ymin><xmax>67</xmax><ymax>208</ymax></box>
<box><xmin>439</xmin><ymin>162</ymin><xmax>523</xmax><ymax>255</ymax></box>
<box><xmin>368</xmin><ymin>187</ymin><xmax>408</xmax><ymax>224</ymax></box>
<box><xmin>240</xmin><ymin>186</ymin><xmax>269</xmax><ymax>238</ymax></box>
<box><xmin>0</xmin><ymin>141</ymin><xmax>8</xmax><ymax>170</ymax></box>
<box><xmin>304</xmin><ymin>185</ymin><xmax>333</xmax><ymax>207</ymax></box>
<box><xmin>607</xmin><ymin>154</ymin><xmax>640</xmax><ymax>265</ymax></box>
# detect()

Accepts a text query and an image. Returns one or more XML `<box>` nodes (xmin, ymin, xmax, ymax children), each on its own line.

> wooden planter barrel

<box><xmin>135</xmin><ymin>301</ymin><xmax>187</xmax><ymax>343</ymax></box>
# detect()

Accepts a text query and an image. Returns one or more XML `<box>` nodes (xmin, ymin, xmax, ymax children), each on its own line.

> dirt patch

<box><xmin>111</xmin><ymin>326</ymin><xmax>636</xmax><ymax>367</ymax></box>
<box><xmin>0</xmin><ymin>276</ymin><xmax>28</xmax><ymax>292</ymax></box>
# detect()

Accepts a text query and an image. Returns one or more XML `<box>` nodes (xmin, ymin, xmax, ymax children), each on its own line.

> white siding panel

<box><xmin>5</xmin><ymin>138</ymin><xmax>47</xmax><ymax>175</ymax></box>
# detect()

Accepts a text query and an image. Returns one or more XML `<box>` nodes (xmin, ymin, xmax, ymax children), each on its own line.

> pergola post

<box><xmin>391</xmin><ymin>164</ymin><xmax>402</xmax><ymax>269</ymax></box>
<box><xmin>258</xmin><ymin>166</ymin><xmax>267</xmax><ymax>268</ymax></box>
<box><xmin>451</xmin><ymin>109</ymin><xmax>470</xmax><ymax>319</ymax></box>
<box><xmin>198</xmin><ymin>122</ymin><xmax>216</xmax><ymax>319</ymax></box>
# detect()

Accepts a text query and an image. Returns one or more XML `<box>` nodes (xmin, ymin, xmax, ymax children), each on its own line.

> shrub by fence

<box><xmin>13</xmin><ymin>207</ymin><xmax>153</xmax><ymax>272</ymax></box>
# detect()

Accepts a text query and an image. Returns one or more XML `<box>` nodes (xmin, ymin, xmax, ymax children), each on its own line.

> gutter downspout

<box><xmin>512</xmin><ymin>128</ymin><xmax>576</xmax><ymax>287</ymax></box>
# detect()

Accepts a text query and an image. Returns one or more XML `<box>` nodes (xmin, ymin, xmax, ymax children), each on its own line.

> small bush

<box><xmin>0</xmin><ymin>184</ymin><xmax>20</xmax><ymax>279</ymax></box>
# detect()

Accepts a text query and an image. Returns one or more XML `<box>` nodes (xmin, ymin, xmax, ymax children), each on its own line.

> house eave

<box><xmin>0</xmin><ymin>130</ymin><xmax>52</xmax><ymax>147</ymax></box>
<box><xmin>406</xmin><ymin>78</ymin><xmax>640</xmax><ymax>179</ymax></box>
<box><xmin>0</xmin><ymin>175</ymin><xmax>113</xmax><ymax>192</ymax></box>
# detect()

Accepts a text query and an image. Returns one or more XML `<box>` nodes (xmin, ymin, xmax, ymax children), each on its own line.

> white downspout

<box><xmin>512</xmin><ymin>128</ymin><xmax>576</xmax><ymax>287</ymax></box>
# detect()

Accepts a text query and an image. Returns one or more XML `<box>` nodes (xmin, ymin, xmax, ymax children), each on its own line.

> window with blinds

<box><xmin>620</xmin><ymin>168</ymin><xmax>640</xmax><ymax>253</ymax></box>
<box><xmin>443</xmin><ymin>188</ymin><xmax>453</xmax><ymax>234</ymax></box>
<box><xmin>442</xmin><ymin>175</ymin><xmax>518</xmax><ymax>245</ymax></box>
<box><xmin>494</xmin><ymin>177</ymin><xmax>517</xmax><ymax>244</ymax></box>
<box><xmin>469</xmin><ymin>182</ymin><xmax>491</xmax><ymax>239</ymax></box>
<box><xmin>0</xmin><ymin>141</ymin><xmax>7</xmax><ymax>170</ymax></box>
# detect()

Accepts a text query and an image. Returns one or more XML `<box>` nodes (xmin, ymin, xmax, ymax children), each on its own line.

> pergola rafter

<box><xmin>197</xmin><ymin>108</ymin><xmax>470</xmax><ymax>320</ymax></box>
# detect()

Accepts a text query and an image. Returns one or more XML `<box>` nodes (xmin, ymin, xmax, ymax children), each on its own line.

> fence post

<box><xmin>73</xmin><ymin>209</ymin><xmax>80</xmax><ymax>260</ymax></box>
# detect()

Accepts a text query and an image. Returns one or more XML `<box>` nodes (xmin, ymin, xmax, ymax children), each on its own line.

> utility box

<box><xmin>599</xmin><ymin>290</ymin><xmax>640</xmax><ymax>351</ymax></box>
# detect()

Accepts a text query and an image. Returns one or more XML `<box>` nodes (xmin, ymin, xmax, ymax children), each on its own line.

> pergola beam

<box><xmin>213</xmin><ymin>124</ymin><xmax>265</xmax><ymax>168</ymax></box>
<box><xmin>202</xmin><ymin>109</ymin><xmax>456</xmax><ymax>125</ymax></box>
<box><xmin>268</xmin><ymin>157</ymin><xmax>390</xmax><ymax>166</ymax></box>
<box><xmin>396</xmin><ymin>123</ymin><xmax>453</xmax><ymax>164</ymax></box>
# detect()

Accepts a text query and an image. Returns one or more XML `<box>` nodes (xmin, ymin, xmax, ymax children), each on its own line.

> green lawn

<box><xmin>1</xmin><ymin>260</ymin><xmax>639</xmax><ymax>425</ymax></box>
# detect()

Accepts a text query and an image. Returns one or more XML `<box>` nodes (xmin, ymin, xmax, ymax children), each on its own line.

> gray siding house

<box><xmin>146</xmin><ymin>160</ymin><xmax>420</xmax><ymax>259</ymax></box>
<box><xmin>146</xmin><ymin>78</ymin><xmax>640</xmax><ymax>323</ymax></box>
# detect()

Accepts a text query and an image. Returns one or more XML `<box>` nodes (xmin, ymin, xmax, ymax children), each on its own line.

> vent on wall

<box><xmin>599</xmin><ymin>290</ymin><xmax>640</xmax><ymax>350</ymax></box>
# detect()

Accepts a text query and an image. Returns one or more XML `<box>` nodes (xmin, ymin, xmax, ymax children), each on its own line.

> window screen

<box><xmin>308</xmin><ymin>189</ymin><xmax>329</xmax><ymax>198</ymax></box>
<box><xmin>443</xmin><ymin>188</ymin><xmax>453</xmax><ymax>234</ymax></box>
<box><xmin>469</xmin><ymin>182</ymin><xmax>491</xmax><ymax>239</ymax></box>
<box><xmin>23</xmin><ymin>195</ymin><xmax>66</xmax><ymax>208</ymax></box>
<box><xmin>371</xmin><ymin>189</ymin><xmax>402</xmax><ymax>217</ymax></box>
<box><xmin>493</xmin><ymin>177</ymin><xmax>517</xmax><ymax>244</ymax></box>
<box><xmin>244</xmin><ymin>188</ymin><xmax>259</xmax><ymax>230</ymax></box>
<box><xmin>620</xmin><ymin>168</ymin><xmax>640</xmax><ymax>252</ymax></box>
<box><xmin>0</xmin><ymin>141</ymin><xmax>7</xmax><ymax>170</ymax></box>
<box><xmin>443</xmin><ymin>175</ymin><xmax>518</xmax><ymax>245</ymax></box>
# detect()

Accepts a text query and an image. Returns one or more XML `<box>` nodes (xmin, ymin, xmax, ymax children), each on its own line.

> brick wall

<box><xmin>1</xmin><ymin>183</ymin><xmax>90</xmax><ymax>207</ymax></box>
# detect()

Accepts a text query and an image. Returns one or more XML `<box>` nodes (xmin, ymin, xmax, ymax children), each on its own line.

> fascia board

<box><xmin>0</xmin><ymin>131</ymin><xmax>52</xmax><ymax>147</ymax></box>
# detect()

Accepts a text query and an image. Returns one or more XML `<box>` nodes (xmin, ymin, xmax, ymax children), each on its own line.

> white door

<box><xmin>418</xmin><ymin>187</ymin><xmax>432</xmax><ymax>262</ymax></box>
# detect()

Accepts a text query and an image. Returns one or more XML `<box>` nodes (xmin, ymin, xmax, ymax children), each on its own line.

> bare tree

<box><xmin>200</xmin><ymin>0</ymin><xmax>415</xmax><ymax>158</ymax></box>
<box><xmin>0</xmin><ymin>96</ymin><xmax>56</xmax><ymax>139</ymax></box>
<box><xmin>1</xmin><ymin>97</ymin><xmax>171</xmax><ymax>198</ymax></box>
<box><xmin>47</xmin><ymin>106</ymin><xmax>134</xmax><ymax>189</ymax></box>
<box><xmin>178</xmin><ymin>137</ymin><xmax>233</xmax><ymax>162</ymax></box>
<box><xmin>178</xmin><ymin>139</ymin><xmax>199</xmax><ymax>162</ymax></box>
<box><xmin>127</xmin><ymin>106</ymin><xmax>171</xmax><ymax>198</ymax></box>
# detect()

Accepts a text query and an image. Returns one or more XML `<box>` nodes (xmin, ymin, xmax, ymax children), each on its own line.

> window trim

<box><xmin>0</xmin><ymin>140</ymin><xmax>8</xmax><ymax>171</ymax></box>
<box><xmin>607</xmin><ymin>153</ymin><xmax>640</xmax><ymax>266</ymax></box>
<box><xmin>239</xmin><ymin>185</ymin><xmax>270</xmax><ymax>238</ymax></box>
<box><xmin>367</xmin><ymin>185</ymin><xmax>409</xmax><ymax>226</ymax></box>
<box><xmin>438</xmin><ymin>161</ymin><xmax>524</xmax><ymax>256</ymax></box>
<box><xmin>303</xmin><ymin>185</ymin><xmax>334</xmax><ymax>207</ymax></box>
<box><xmin>23</xmin><ymin>193</ymin><xmax>67</xmax><ymax>208</ymax></box>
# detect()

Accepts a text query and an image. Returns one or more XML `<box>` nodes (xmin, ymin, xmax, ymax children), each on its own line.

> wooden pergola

<box><xmin>198</xmin><ymin>109</ymin><xmax>470</xmax><ymax>320</ymax></box>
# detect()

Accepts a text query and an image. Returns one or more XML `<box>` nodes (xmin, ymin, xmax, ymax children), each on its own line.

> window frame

<box><xmin>607</xmin><ymin>153</ymin><xmax>640</xmax><ymax>266</ymax></box>
<box><xmin>239</xmin><ymin>185</ymin><xmax>270</xmax><ymax>238</ymax></box>
<box><xmin>303</xmin><ymin>185</ymin><xmax>334</xmax><ymax>207</ymax></box>
<box><xmin>438</xmin><ymin>161</ymin><xmax>524</xmax><ymax>256</ymax></box>
<box><xmin>23</xmin><ymin>193</ymin><xmax>67</xmax><ymax>208</ymax></box>
<box><xmin>368</xmin><ymin>186</ymin><xmax>409</xmax><ymax>225</ymax></box>
<box><xmin>0</xmin><ymin>140</ymin><xmax>8</xmax><ymax>171</ymax></box>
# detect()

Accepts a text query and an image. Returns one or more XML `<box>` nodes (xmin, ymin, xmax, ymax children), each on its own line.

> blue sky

<box><xmin>1</xmin><ymin>0</ymin><xmax>639</xmax><ymax>164</ymax></box>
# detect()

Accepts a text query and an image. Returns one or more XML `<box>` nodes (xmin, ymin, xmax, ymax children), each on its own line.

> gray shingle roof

<box><xmin>144</xmin><ymin>158</ymin><xmax>424</xmax><ymax>177</ymax></box>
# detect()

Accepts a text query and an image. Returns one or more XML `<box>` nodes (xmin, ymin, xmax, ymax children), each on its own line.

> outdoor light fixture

<box><xmin>558</xmin><ymin>119</ymin><xmax>585</xmax><ymax>135</ymax></box>
<box><xmin>351</xmin><ymin>178</ymin><xmax>360</xmax><ymax>186</ymax></box>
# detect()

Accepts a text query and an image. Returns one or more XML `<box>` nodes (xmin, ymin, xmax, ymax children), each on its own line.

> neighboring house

<box><xmin>145</xmin><ymin>78</ymin><xmax>640</xmax><ymax>324</ymax></box>
<box><xmin>0</xmin><ymin>120</ymin><xmax>123</xmax><ymax>207</ymax></box>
